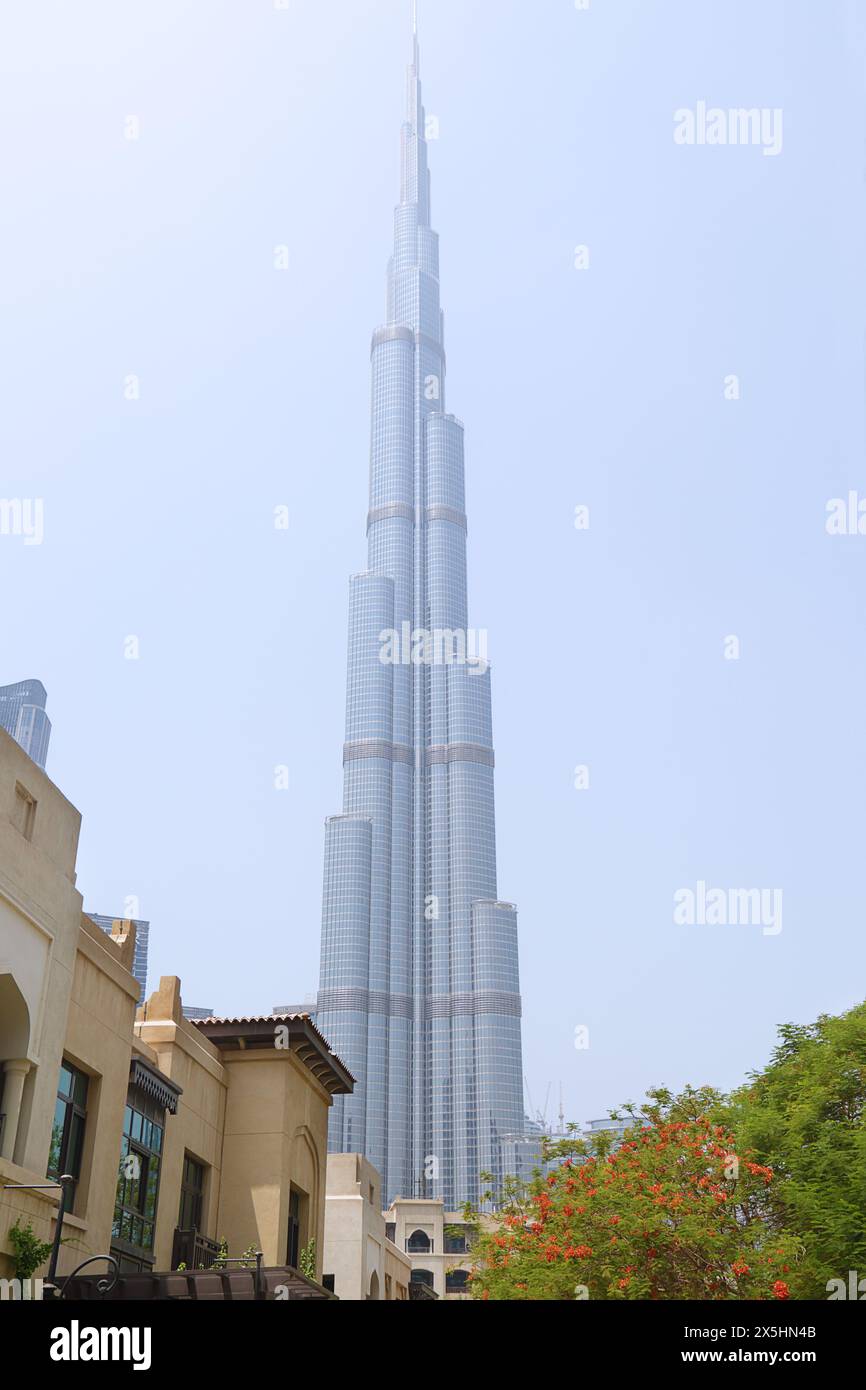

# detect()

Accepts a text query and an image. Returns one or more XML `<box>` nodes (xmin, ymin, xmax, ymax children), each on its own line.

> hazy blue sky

<box><xmin>2</xmin><ymin>0</ymin><xmax>864</xmax><ymax>1132</ymax></box>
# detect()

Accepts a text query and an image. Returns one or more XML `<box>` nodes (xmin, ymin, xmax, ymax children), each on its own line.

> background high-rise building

<box><xmin>272</xmin><ymin>995</ymin><xmax>319</xmax><ymax>1021</ymax></box>
<box><xmin>88</xmin><ymin>914</ymin><xmax>150</xmax><ymax>1004</ymax></box>
<box><xmin>0</xmin><ymin>680</ymin><xmax>51</xmax><ymax>769</ymax></box>
<box><xmin>317</xmin><ymin>15</ymin><xmax>524</xmax><ymax>1210</ymax></box>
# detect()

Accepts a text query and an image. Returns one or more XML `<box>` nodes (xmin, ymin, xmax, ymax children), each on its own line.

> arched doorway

<box><xmin>0</xmin><ymin>974</ymin><xmax>30</xmax><ymax>1058</ymax></box>
<box><xmin>0</xmin><ymin>974</ymin><xmax>31</xmax><ymax>1162</ymax></box>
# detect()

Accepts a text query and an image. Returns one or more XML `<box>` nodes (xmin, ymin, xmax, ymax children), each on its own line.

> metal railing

<box><xmin>171</xmin><ymin>1227</ymin><xmax>222</xmax><ymax>1271</ymax></box>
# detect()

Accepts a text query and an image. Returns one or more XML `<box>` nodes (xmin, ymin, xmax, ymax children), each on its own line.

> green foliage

<box><xmin>469</xmin><ymin>1089</ymin><xmax>801</xmax><ymax>1301</ymax></box>
<box><xmin>725</xmin><ymin>1002</ymin><xmax>866</xmax><ymax>1297</ymax></box>
<box><xmin>468</xmin><ymin>1004</ymin><xmax>866</xmax><ymax>1301</ymax></box>
<box><xmin>209</xmin><ymin>1238</ymin><xmax>260</xmax><ymax>1270</ymax></box>
<box><xmin>8</xmin><ymin>1221</ymin><xmax>54</xmax><ymax>1281</ymax></box>
<box><xmin>298</xmin><ymin>1238</ymin><xmax>316</xmax><ymax>1281</ymax></box>
<box><xmin>209</xmin><ymin>1237</ymin><xmax>229</xmax><ymax>1269</ymax></box>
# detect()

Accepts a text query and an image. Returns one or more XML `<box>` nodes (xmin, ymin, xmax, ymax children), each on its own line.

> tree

<box><xmin>725</xmin><ymin>1002</ymin><xmax>866</xmax><ymax>1297</ymax></box>
<box><xmin>8</xmin><ymin>1220</ymin><xmax>54</xmax><ymax>1283</ymax></box>
<box><xmin>469</xmin><ymin>1087</ymin><xmax>801</xmax><ymax>1301</ymax></box>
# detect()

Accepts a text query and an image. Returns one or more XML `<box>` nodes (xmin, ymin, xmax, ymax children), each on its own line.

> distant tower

<box><xmin>0</xmin><ymin>680</ymin><xmax>52</xmax><ymax>769</ymax></box>
<box><xmin>316</xmin><ymin>7</ymin><xmax>525</xmax><ymax>1208</ymax></box>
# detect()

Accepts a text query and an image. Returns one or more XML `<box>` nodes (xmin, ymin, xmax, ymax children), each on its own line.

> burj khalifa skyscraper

<box><xmin>317</xmin><ymin>6</ymin><xmax>525</xmax><ymax>1209</ymax></box>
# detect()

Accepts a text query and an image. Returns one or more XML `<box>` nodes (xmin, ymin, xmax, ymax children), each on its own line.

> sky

<box><xmin>1</xmin><ymin>0</ymin><xmax>865</xmax><ymax>1133</ymax></box>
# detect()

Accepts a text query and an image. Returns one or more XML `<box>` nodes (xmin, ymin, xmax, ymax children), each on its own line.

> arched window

<box><xmin>411</xmin><ymin>1268</ymin><xmax>434</xmax><ymax>1287</ymax></box>
<box><xmin>368</xmin><ymin>1270</ymin><xmax>380</xmax><ymax>1300</ymax></box>
<box><xmin>407</xmin><ymin>1228</ymin><xmax>431</xmax><ymax>1253</ymax></box>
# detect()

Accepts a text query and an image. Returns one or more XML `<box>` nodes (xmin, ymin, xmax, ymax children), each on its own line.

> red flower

<box><xmin>772</xmin><ymin>1280</ymin><xmax>790</xmax><ymax>1300</ymax></box>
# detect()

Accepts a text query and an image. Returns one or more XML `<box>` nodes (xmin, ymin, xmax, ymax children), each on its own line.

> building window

<box><xmin>287</xmin><ymin>1185</ymin><xmax>310</xmax><ymax>1270</ymax></box>
<box><xmin>111</xmin><ymin>1087</ymin><xmax>164</xmax><ymax>1262</ymax></box>
<box><xmin>47</xmin><ymin>1062</ymin><xmax>88</xmax><ymax>1197</ymax></box>
<box><xmin>178</xmin><ymin>1154</ymin><xmax>205</xmax><ymax>1232</ymax></box>
<box><xmin>411</xmin><ymin>1268</ymin><xmax>435</xmax><ymax>1288</ymax></box>
<box><xmin>12</xmin><ymin>783</ymin><xmax>36</xmax><ymax>841</ymax></box>
<box><xmin>287</xmin><ymin>1189</ymin><xmax>301</xmax><ymax>1268</ymax></box>
<box><xmin>444</xmin><ymin>1225</ymin><xmax>470</xmax><ymax>1254</ymax></box>
<box><xmin>446</xmin><ymin>1269</ymin><xmax>470</xmax><ymax>1293</ymax></box>
<box><xmin>407</xmin><ymin>1228</ymin><xmax>431</xmax><ymax>1253</ymax></box>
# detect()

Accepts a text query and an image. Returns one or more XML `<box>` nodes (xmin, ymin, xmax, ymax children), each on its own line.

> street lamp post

<box><xmin>2</xmin><ymin>1174</ymin><xmax>74</xmax><ymax>1297</ymax></box>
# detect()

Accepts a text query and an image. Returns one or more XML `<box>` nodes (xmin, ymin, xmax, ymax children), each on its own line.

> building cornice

<box><xmin>191</xmin><ymin>1015</ymin><xmax>354</xmax><ymax>1096</ymax></box>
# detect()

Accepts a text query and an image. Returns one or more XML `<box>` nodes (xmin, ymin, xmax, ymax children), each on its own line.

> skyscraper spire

<box><xmin>317</xmin><ymin>7</ymin><xmax>525</xmax><ymax>1211</ymax></box>
<box><xmin>411</xmin><ymin>0</ymin><xmax>420</xmax><ymax>81</ymax></box>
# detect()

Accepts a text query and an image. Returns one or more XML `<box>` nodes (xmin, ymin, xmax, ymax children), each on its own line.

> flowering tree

<box><xmin>469</xmin><ymin>1087</ymin><xmax>802</xmax><ymax>1301</ymax></box>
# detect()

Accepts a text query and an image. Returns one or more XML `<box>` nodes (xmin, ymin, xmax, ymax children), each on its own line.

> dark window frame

<box><xmin>287</xmin><ymin>1188</ymin><xmax>301</xmax><ymax>1269</ymax></box>
<box><xmin>444</xmin><ymin>1226</ymin><xmax>470</xmax><ymax>1254</ymax></box>
<box><xmin>178</xmin><ymin>1154</ymin><xmax>206</xmax><ymax>1233</ymax></box>
<box><xmin>111</xmin><ymin>1085</ymin><xmax>165</xmax><ymax>1263</ymax></box>
<box><xmin>47</xmin><ymin>1061</ymin><xmax>89</xmax><ymax>1200</ymax></box>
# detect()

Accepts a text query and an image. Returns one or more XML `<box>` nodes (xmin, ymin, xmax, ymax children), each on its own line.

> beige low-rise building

<box><xmin>0</xmin><ymin>725</ymin><xmax>353</xmax><ymax>1295</ymax></box>
<box><xmin>323</xmin><ymin>1153</ymin><xmax>411</xmax><ymax>1300</ymax></box>
<box><xmin>384</xmin><ymin>1197</ymin><xmax>476</xmax><ymax>1299</ymax></box>
<box><xmin>137</xmin><ymin>992</ymin><xmax>352</xmax><ymax>1278</ymax></box>
<box><xmin>0</xmin><ymin>726</ymin><xmax>142</xmax><ymax>1282</ymax></box>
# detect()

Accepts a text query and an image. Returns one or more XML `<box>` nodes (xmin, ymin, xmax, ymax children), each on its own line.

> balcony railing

<box><xmin>171</xmin><ymin>1227</ymin><xmax>223</xmax><ymax>1271</ymax></box>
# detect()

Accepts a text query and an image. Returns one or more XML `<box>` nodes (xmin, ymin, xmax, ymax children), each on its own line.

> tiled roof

<box><xmin>189</xmin><ymin>1012</ymin><xmax>355</xmax><ymax>1094</ymax></box>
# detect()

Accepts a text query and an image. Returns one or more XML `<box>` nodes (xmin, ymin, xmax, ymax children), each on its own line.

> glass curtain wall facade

<box><xmin>317</xmin><ymin>20</ymin><xmax>524</xmax><ymax>1209</ymax></box>
<box><xmin>0</xmin><ymin>680</ymin><xmax>51</xmax><ymax>769</ymax></box>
